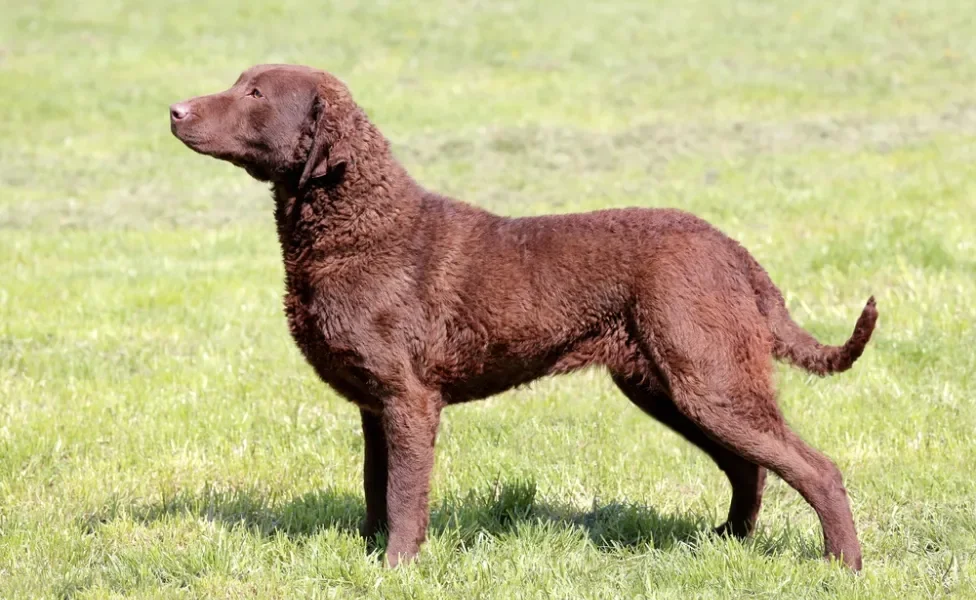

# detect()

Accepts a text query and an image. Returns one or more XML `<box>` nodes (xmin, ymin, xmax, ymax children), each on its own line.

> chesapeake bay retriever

<box><xmin>170</xmin><ymin>64</ymin><xmax>877</xmax><ymax>570</ymax></box>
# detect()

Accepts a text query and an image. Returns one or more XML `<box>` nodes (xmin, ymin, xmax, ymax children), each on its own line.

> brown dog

<box><xmin>170</xmin><ymin>64</ymin><xmax>877</xmax><ymax>570</ymax></box>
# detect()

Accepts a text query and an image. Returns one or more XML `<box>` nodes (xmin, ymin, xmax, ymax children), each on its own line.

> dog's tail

<box><xmin>769</xmin><ymin>295</ymin><xmax>878</xmax><ymax>375</ymax></box>
<box><xmin>742</xmin><ymin>249</ymin><xmax>878</xmax><ymax>376</ymax></box>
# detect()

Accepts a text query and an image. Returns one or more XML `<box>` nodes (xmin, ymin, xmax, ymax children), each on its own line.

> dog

<box><xmin>170</xmin><ymin>64</ymin><xmax>877</xmax><ymax>569</ymax></box>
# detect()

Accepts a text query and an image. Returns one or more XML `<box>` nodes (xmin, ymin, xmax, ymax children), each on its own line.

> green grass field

<box><xmin>2</xmin><ymin>0</ymin><xmax>975</xmax><ymax>597</ymax></box>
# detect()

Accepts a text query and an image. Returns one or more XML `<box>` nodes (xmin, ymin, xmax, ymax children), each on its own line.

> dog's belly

<box><xmin>436</xmin><ymin>353</ymin><xmax>559</xmax><ymax>402</ymax></box>
<box><xmin>434</xmin><ymin>320</ymin><xmax>644</xmax><ymax>403</ymax></box>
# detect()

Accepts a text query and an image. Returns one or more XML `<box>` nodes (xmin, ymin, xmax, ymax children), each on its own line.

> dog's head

<box><xmin>170</xmin><ymin>64</ymin><xmax>357</xmax><ymax>188</ymax></box>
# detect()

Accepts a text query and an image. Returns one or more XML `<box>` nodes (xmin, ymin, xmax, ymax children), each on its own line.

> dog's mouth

<box><xmin>170</xmin><ymin>116</ymin><xmax>218</xmax><ymax>152</ymax></box>
<box><xmin>172</xmin><ymin>130</ymin><xmax>267</xmax><ymax>177</ymax></box>
<box><xmin>172</xmin><ymin>129</ymin><xmax>228</xmax><ymax>160</ymax></box>
<box><xmin>170</xmin><ymin>124</ymin><xmax>205</xmax><ymax>149</ymax></box>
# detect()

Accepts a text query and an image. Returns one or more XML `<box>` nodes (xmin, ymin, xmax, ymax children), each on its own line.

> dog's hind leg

<box><xmin>632</xmin><ymin>310</ymin><xmax>862</xmax><ymax>569</ymax></box>
<box><xmin>612</xmin><ymin>373</ymin><xmax>766</xmax><ymax>538</ymax></box>
<box><xmin>672</xmin><ymin>380</ymin><xmax>861</xmax><ymax>569</ymax></box>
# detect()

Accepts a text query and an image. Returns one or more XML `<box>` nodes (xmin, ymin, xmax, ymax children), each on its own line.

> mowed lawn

<box><xmin>2</xmin><ymin>0</ymin><xmax>975</xmax><ymax>597</ymax></box>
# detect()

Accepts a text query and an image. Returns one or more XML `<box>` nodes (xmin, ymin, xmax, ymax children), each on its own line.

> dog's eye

<box><xmin>248</xmin><ymin>88</ymin><xmax>263</xmax><ymax>99</ymax></box>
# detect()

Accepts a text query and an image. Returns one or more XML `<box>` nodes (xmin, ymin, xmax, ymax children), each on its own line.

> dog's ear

<box><xmin>298</xmin><ymin>85</ymin><xmax>354</xmax><ymax>190</ymax></box>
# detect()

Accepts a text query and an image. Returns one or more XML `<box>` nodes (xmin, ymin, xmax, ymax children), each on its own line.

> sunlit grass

<box><xmin>1</xmin><ymin>0</ymin><xmax>974</xmax><ymax>597</ymax></box>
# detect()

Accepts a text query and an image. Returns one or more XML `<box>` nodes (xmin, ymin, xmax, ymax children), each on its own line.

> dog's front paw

<box><xmin>360</xmin><ymin>517</ymin><xmax>388</xmax><ymax>541</ymax></box>
<box><xmin>713</xmin><ymin>520</ymin><xmax>753</xmax><ymax>539</ymax></box>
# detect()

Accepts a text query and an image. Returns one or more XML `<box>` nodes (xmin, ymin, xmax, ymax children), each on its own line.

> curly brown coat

<box><xmin>171</xmin><ymin>64</ymin><xmax>877</xmax><ymax>570</ymax></box>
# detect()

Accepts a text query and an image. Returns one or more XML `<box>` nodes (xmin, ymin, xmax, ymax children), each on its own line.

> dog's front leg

<box><xmin>382</xmin><ymin>390</ymin><xmax>441</xmax><ymax>567</ymax></box>
<box><xmin>360</xmin><ymin>408</ymin><xmax>388</xmax><ymax>540</ymax></box>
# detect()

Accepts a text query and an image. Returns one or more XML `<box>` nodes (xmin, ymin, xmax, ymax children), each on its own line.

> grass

<box><xmin>1</xmin><ymin>0</ymin><xmax>975</xmax><ymax>597</ymax></box>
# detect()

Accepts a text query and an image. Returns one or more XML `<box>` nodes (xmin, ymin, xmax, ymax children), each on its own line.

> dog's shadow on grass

<box><xmin>82</xmin><ymin>479</ymin><xmax>796</xmax><ymax>558</ymax></box>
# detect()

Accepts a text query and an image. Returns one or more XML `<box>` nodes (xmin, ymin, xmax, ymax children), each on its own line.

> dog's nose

<box><xmin>170</xmin><ymin>103</ymin><xmax>190</xmax><ymax>121</ymax></box>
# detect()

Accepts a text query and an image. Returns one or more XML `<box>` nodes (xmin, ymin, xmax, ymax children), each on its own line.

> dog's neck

<box><xmin>271</xmin><ymin>127</ymin><xmax>421</xmax><ymax>269</ymax></box>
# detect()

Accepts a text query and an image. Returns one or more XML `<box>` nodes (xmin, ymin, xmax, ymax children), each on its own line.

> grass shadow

<box><xmin>428</xmin><ymin>478</ymin><xmax>709</xmax><ymax>553</ymax></box>
<box><xmin>80</xmin><ymin>484</ymin><xmax>366</xmax><ymax>541</ymax></box>
<box><xmin>80</xmin><ymin>478</ymin><xmax>800</xmax><ymax>558</ymax></box>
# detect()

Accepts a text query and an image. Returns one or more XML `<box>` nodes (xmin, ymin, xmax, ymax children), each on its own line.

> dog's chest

<box><xmin>280</xmin><ymin>266</ymin><xmax>386</xmax><ymax>407</ymax></box>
